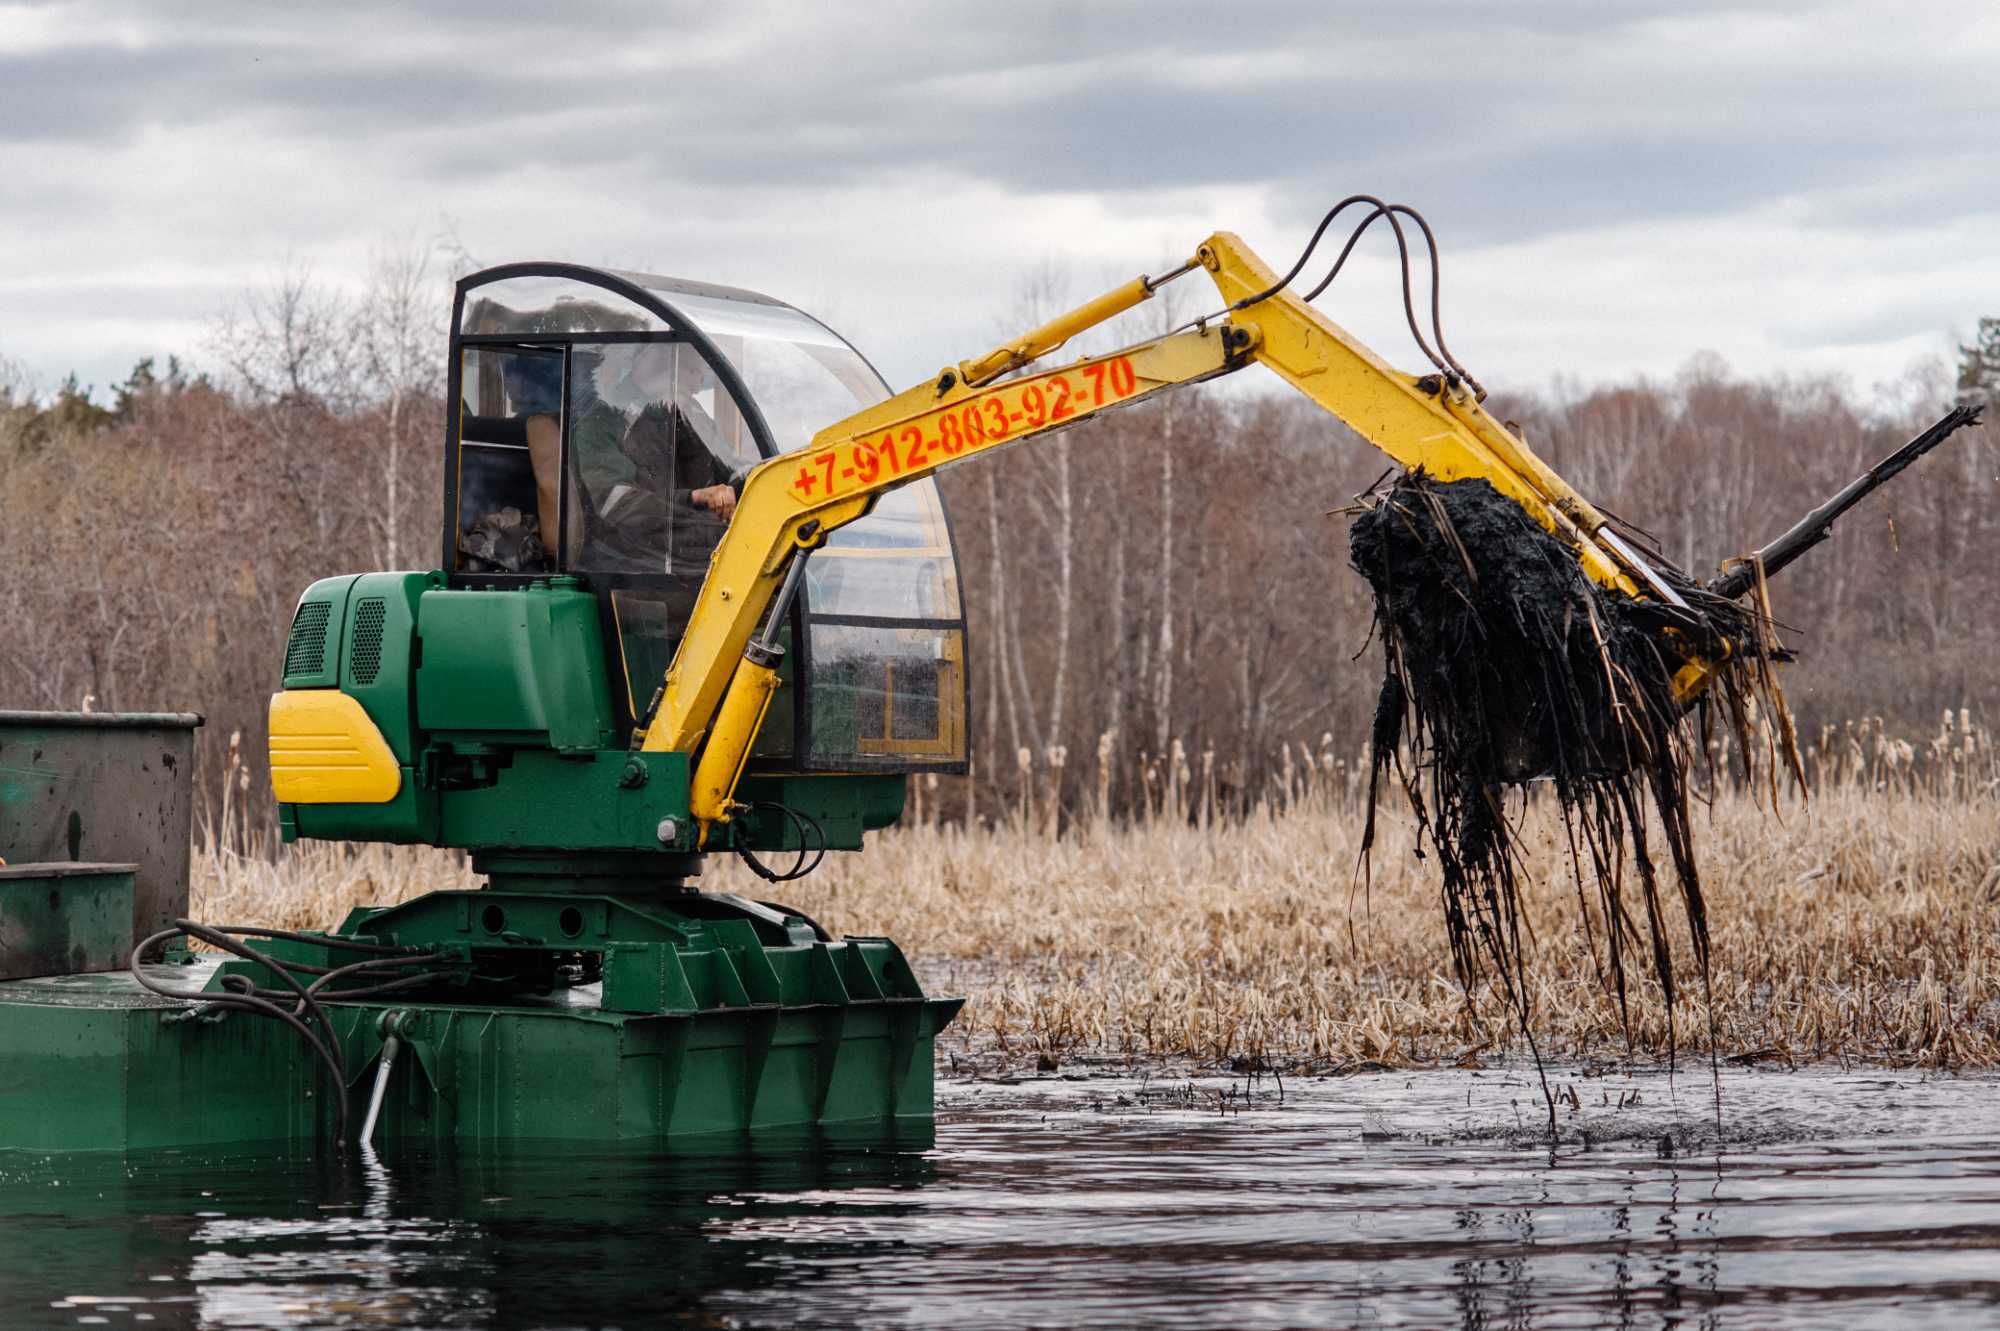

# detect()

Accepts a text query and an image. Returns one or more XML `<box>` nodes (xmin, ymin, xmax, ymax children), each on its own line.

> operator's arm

<box><xmin>666</xmin><ymin>398</ymin><xmax>740</xmax><ymax>520</ymax></box>
<box><xmin>524</xmin><ymin>414</ymin><xmax>562</xmax><ymax>557</ymax></box>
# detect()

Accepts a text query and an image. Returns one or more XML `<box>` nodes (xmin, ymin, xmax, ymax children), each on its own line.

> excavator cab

<box><xmin>449</xmin><ymin>264</ymin><xmax>969</xmax><ymax>773</ymax></box>
<box><xmin>272</xmin><ymin>265</ymin><xmax>968</xmax><ymax>864</ymax></box>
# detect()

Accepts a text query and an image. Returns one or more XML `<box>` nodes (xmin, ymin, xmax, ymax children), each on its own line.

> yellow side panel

<box><xmin>268</xmin><ymin>691</ymin><xmax>402</xmax><ymax>804</ymax></box>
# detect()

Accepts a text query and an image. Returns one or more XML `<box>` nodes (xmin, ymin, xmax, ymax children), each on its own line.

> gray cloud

<box><xmin>1</xmin><ymin>0</ymin><xmax>1994</xmax><ymax>397</ymax></box>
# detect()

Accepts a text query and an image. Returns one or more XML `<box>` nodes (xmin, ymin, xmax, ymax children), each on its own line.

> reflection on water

<box><xmin>2</xmin><ymin>1068</ymin><xmax>1997</xmax><ymax>1329</ymax></box>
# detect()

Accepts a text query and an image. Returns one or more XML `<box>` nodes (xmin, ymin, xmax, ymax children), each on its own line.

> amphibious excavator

<box><xmin>0</xmin><ymin>198</ymin><xmax>1941</xmax><ymax>1154</ymax></box>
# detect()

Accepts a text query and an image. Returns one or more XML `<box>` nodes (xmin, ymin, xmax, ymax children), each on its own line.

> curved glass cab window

<box><xmin>461</xmin><ymin>276</ymin><xmax>665</xmax><ymax>335</ymax></box>
<box><xmin>642</xmin><ymin>285</ymin><xmax>884</xmax><ymax>455</ymax></box>
<box><xmin>808</xmin><ymin>485</ymin><xmax>962</xmax><ymax>620</ymax></box>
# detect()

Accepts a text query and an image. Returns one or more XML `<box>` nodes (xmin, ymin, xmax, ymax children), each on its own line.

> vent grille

<box><xmin>349</xmin><ymin>598</ymin><xmax>387</xmax><ymax>685</ymax></box>
<box><xmin>284</xmin><ymin>601</ymin><xmax>332</xmax><ymax>678</ymax></box>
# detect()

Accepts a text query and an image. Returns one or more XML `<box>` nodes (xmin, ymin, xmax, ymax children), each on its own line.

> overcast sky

<box><xmin>3</xmin><ymin>1</ymin><xmax>1996</xmax><ymax>407</ymax></box>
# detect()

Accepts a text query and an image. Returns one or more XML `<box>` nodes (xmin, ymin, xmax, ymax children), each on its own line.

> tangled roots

<box><xmin>1349</xmin><ymin>472</ymin><xmax>1794</xmax><ymax>1077</ymax></box>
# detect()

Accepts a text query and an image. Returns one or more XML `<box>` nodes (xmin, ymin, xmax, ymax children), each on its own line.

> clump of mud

<box><xmin>1348</xmin><ymin>473</ymin><xmax>1787</xmax><ymax>1074</ymax></box>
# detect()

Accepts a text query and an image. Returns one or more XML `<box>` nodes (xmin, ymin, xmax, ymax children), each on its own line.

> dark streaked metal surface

<box><xmin>0</xmin><ymin>862</ymin><xmax>135</xmax><ymax>980</ymax></box>
<box><xmin>0</xmin><ymin>711</ymin><xmax>202</xmax><ymax>948</ymax></box>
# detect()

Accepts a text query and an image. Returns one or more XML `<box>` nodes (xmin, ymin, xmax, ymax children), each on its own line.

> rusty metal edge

<box><xmin>0</xmin><ymin>711</ymin><xmax>204</xmax><ymax>731</ymax></box>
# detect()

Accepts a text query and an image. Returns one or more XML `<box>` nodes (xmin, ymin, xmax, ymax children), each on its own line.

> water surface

<box><xmin>3</xmin><ymin>1066</ymin><xmax>1996</xmax><ymax>1329</ymax></box>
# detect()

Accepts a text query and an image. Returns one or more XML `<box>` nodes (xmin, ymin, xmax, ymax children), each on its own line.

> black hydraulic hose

<box><xmin>130</xmin><ymin>922</ymin><xmax>451</xmax><ymax>1152</ymax></box>
<box><xmin>1394</xmin><ymin>206</ymin><xmax>1482</xmax><ymax>398</ymax></box>
<box><xmin>174</xmin><ymin>919</ymin><xmax>348</xmax><ymax>1078</ymax></box>
<box><xmin>217</xmin><ymin>925</ymin><xmax>426</xmax><ymax>956</ymax></box>
<box><xmin>236</xmin><ymin>972</ymin><xmax>455</xmax><ymax>1004</ymax></box>
<box><xmin>238</xmin><ymin>958</ymin><xmax>453</xmax><ymax>1005</ymax></box>
<box><xmin>176</xmin><ymin>919</ymin><xmax>351</xmax><ymax>1088</ymax></box>
<box><xmin>1301</xmin><ymin>206</ymin><xmax>1401</xmax><ymax>300</ymax></box>
<box><xmin>1232</xmin><ymin>194</ymin><xmax>1386</xmax><ymax>308</ymax></box>
<box><xmin>1303</xmin><ymin>205</ymin><xmax>1484</xmax><ymax>398</ymax></box>
<box><xmin>1301</xmin><ymin>205</ymin><xmax>1450</xmax><ymax>380</ymax></box>
<box><xmin>734</xmin><ymin>800</ymin><xmax>828</xmax><ymax>884</ymax></box>
<box><xmin>1227</xmin><ymin>194</ymin><xmax>1484</xmax><ymax>399</ymax></box>
<box><xmin>131</xmin><ymin>925</ymin><xmax>356</xmax><ymax>1146</ymax></box>
<box><xmin>207</xmin><ymin>991</ymin><xmax>353</xmax><ymax>1132</ymax></box>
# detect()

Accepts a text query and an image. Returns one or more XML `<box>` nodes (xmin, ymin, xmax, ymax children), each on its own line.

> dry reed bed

<box><xmin>192</xmin><ymin>717</ymin><xmax>2000</xmax><ymax>1071</ymax></box>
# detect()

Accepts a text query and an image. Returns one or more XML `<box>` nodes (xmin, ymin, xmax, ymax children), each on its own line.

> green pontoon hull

<box><xmin>0</xmin><ymin>953</ymin><xmax>958</xmax><ymax>1154</ymax></box>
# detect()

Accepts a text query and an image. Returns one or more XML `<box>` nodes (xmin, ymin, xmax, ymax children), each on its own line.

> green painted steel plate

<box><xmin>0</xmin><ymin>958</ymin><xmax>960</xmax><ymax>1153</ymax></box>
<box><xmin>0</xmin><ymin>863</ymin><xmax>135</xmax><ymax>981</ymax></box>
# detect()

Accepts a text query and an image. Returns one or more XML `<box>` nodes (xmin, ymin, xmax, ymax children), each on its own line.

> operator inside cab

<box><xmin>563</xmin><ymin>340</ymin><xmax>754</xmax><ymax>725</ymax></box>
<box><xmin>455</xmin><ymin>344</ymin><xmax>746</xmax><ymax>582</ymax></box>
<box><xmin>563</xmin><ymin>343</ymin><xmax>741</xmax><ymax>573</ymax></box>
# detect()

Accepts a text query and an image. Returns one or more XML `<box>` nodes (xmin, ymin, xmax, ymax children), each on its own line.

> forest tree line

<box><xmin>3</xmin><ymin>263</ymin><xmax>1995</xmax><ymax>828</ymax></box>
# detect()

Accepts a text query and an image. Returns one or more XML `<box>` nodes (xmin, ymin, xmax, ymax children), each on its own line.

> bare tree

<box><xmin>212</xmin><ymin>258</ymin><xmax>357</xmax><ymax>406</ymax></box>
<box><xmin>0</xmin><ymin>352</ymin><xmax>34</xmax><ymax>407</ymax></box>
<box><xmin>1145</xmin><ymin>286</ymin><xmax>1193</xmax><ymax>759</ymax></box>
<box><xmin>356</xmin><ymin>233</ymin><xmax>447</xmax><ymax>569</ymax></box>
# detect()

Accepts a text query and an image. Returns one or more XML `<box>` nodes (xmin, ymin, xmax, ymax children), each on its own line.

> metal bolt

<box><xmin>656</xmin><ymin>817</ymin><xmax>679</xmax><ymax>846</ymax></box>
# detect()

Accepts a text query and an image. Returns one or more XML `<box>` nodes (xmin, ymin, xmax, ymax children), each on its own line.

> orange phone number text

<box><xmin>789</xmin><ymin>355</ymin><xmax>1140</xmax><ymax>502</ymax></box>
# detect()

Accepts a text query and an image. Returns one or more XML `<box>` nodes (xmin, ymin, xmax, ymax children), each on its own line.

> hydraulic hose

<box><xmin>130</xmin><ymin>921</ymin><xmax>449</xmax><ymax>1154</ymax></box>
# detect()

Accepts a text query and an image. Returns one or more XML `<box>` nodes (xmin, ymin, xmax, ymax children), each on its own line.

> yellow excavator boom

<box><xmin>639</xmin><ymin>230</ymin><xmax>1697</xmax><ymax>839</ymax></box>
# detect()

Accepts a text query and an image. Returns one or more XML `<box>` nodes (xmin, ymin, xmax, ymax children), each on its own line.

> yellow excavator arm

<box><xmin>639</xmin><ymin>230</ymin><xmax>1695</xmax><ymax>840</ymax></box>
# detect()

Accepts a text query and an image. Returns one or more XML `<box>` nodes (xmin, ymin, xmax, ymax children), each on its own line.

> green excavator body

<box><xmin>0</xmin><ymin>262</ymin><xmax>967</xmax><ymax>1154</ymax></box>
